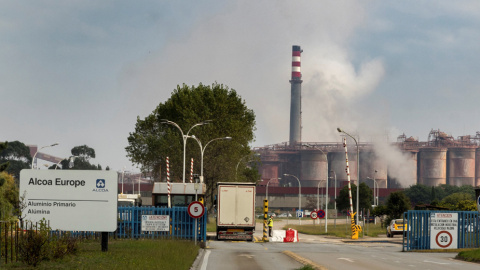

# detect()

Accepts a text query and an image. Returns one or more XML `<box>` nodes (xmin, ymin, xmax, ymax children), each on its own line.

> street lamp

<box><xmin>31</xmin><ymin>143</ymin><xmax>59</xmax><ymax>169</ymax></box>
<box><xmin>161</xmin><ymin>119</ymin><xmax>211</xmax><ymax>183</ymax></box>
<box><xmin>190</xmin><ymin>135</ymin><xmax>232</xmax><ymax>182</ymax></box>
<box><xmin>283</xmin><ymin>173</ymin><xmax>302</xmax><ymax>225</ymax></box>
<box><xmin>54</xmin><ymin>156</ymin><xmax>78</xmax><ymax>170</ymax></box>
<box><xmin>304</xmin><ymin>143</ymin><xmax>328</xmax><ymax>232</ymax></box>
<box><xmin>330</xmin><ymin>170</ymin><xmax>337</xmax><ymax>212</ymax></box>
<box><xmin>235</xmin><ymin>153</ymin><xmax>260</xmax><ymax>180</ymax></box>
<box><xmin>367</xmin><ymin>170</ymin><xmax>378</xmax><ymax>206</ymax></box>
<box><xmin>266</xmin><ymin>177</ymin><xmax>280</xmax><ymax>202</ymax></box>
<box><xmin>330</xmin><ymin>170</ymin><xmax>337</xmax><ymax>228</ymax></box>
<box><xmin>337</xmin><ymin>127</ymin><xmax>360</xmax><ymax>225</ymax></box>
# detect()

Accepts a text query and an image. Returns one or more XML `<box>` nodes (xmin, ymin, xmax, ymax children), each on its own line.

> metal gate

<box><xmin>403</xmin><ymin>210</ymin><xmax>480</xmax><ymax>251</ymax></box>
<box><xmin>116</xmin><ymin>206</ymin><xmax>207</xmax><ymax>241</ymax></box>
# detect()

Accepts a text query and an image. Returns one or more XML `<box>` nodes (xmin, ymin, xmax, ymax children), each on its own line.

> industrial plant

<box><xmin>254</xmin><ymin>45</ymin><xmax>480</xmax><ymax>191</ymax></box>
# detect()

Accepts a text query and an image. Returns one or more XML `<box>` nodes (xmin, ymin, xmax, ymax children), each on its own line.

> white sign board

<box><xmin>141</xmin><ymin>215</ymin><xmax>169</xmax><ymax>232</ymax></box>
<box><xmin>430</xmin><ymin>212</ymin><xmax>458</xmax><ymax>249</ymax></box>
<box><xmin>296</xmin><ymin>210</ymin><xmax>303</xmax><ymax>218</ymax></box>
<box><xmin>20</xmin><ymin>169</ymin><xmax>118</xmax><ymax>232</ymax></box>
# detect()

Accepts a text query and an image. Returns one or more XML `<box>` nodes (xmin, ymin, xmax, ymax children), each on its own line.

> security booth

<box><xmin>152</xmin><ymin>182</ymin><xmax>206</xmax><ymax>207</ymax></box>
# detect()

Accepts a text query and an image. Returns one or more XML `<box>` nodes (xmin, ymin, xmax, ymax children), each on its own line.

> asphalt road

<box><xmin>191</xmin><ymin>220</ymin><xmax>480</xmax><ymax>270</ymax></box>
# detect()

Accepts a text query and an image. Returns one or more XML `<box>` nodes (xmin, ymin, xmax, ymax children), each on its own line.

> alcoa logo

<box><xmin>92</xmin><ymin>179</ymin><xmax>109</xmax><ymax>192</ymax></box>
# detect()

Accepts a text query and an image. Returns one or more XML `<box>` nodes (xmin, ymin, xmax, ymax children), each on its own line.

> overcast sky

<box><xmin>2</xmin><ymin>1</ymin><xmax>480</xmax><ymax>173</ymax></box>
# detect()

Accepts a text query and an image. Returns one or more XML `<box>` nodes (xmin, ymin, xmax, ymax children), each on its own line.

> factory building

<box><xmin>255</xmin><ymin>130</ymin><xmax>480</xmax><ymax>190</ymax></box>
<box><xmin>255</xmin><ymin>45</ymin><xmax>480</xmax><ymax>194</ymax></box>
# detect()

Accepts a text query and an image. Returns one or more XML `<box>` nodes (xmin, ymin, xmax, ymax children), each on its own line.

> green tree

<box><xmin>385</xmin><ymin>191</ymin><xmax>411</xmax><ymax>220</ymax></box>
<box><xmin>439</xmin><ymin>192</ymin><xmax>475</xmax><ymax>210</ymax></box>
<box><xmin>71</xmin><ymin>145</ymin><xmax>96</xmax><ymax>161</ymax></box>
<box><xmin>126</xmin><ymin>83</ymin><xmax>257</xmax><ymax>210</ymax></box>
<box><xmin>335</xmin><ymin>182</ymin><xmax>373</xmax><ymax>213</ymax></box>
<box><xmin>53</xmin><ymin>145</ymin><xmax>102</xmax><ymax>170</ymax></box>
<box><xmin>404</xmin><ymin>184</ymin><xmax>432</xmax><ymax>205</ymax></box>
<box><xmin>0</xmin><ymin>172</ymin><xmax>19</xmax><ymax>220</ymax></box>
<box><xmin>0</xmin><ymin>141</ymin><xmax>32</xmax><ymax>180</ymax></box>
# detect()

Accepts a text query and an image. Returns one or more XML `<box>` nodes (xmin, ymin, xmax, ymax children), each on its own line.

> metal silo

<box><xmin>476</xmin><ymin>148</ymin><xmax>480</xmax><ymax>186</ymax></box>
<box><xmin>359</xmin><ymin>151</ymin><xmax>388</xmax><ymax>188</ymax></box>
<box><xmin>418</xmin><ymin>148</ymin><xmax>447</xmax><ymax>186</ymax></box>
<box><xmin>300</xmin><ymin>149</ymin><xmax>328</xmax><ymax>187</ymax></box>
<box><xmin>447</xmin><ymin>147</ymin><xmax>476</xmax><ymax>186</ymax></box>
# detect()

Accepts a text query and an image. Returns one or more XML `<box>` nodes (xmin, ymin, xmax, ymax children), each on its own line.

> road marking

<box><xmin>338</xmin><ymin>258</ymin><xmax>355</xmax><ymax>263</ymax></box>
<box><xmin>200</xmin><ymin>250</ymin><xmax>211</xmax><ymax>270</ymax></box>
<box><xmin>238</xmin><ymin>254</ymin><xmax>255</xmax><ymax>259</ymax></box>
<box><xmin>283</xmin><ymin>250</ymin><xmax>328</xmax><ymax>270</ymax></box>
<box><xmin>424</xmin><ymin>260</ymin><xmax>449</xmax><ymax>265</ymax></box>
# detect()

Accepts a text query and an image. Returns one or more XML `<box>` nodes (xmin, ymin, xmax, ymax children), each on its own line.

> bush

<box><xmin>18</xmin><ymin>228</ymin><xmax>49</xmax><ymax>267</ymax></box>
<box><xmin>18</xmin><ymin>219</ymin><xmax>78</xmax><ymax>267</ymax></box>
<box><xmin>51</xmin><ymin>232</ymin><xmax>79</xmax><ymax>259</ymax></box>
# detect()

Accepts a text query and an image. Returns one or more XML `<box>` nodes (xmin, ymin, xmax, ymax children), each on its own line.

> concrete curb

<box><xmin>190</xmin><ymin>248</ymin><xmax>205</xmax><ymax>270</ymax></box>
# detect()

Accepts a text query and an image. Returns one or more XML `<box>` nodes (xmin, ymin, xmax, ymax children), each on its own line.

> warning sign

<box><xmin>430</xmin><ymin>212</ymin><xmax>458</xmax><ymax>249</ymax></box>
<box><xmin>141</xmin><ymin>215</ymin><xmax>170</xmax><ymax>232</ymax></box>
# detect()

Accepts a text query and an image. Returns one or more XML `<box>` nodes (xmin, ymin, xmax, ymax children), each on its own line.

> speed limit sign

<box><xmin>187</xmin><ymin>201</ymin><xmax>205</xmax><ymax>219</ymax></box>
<box><xmin>310</xmin><ymin>211</ymin><xmax>318</xmax><ymax>219</ymax></box>
<box><xmin>430</xmin><ymin>212</ymin><xmax>458</xmax><ymax>249</ymax></box>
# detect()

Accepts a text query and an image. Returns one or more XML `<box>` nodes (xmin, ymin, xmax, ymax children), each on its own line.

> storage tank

<box><xmin>300</xmin><ymin>150</ymin><xmax>327</xmax><ymax>187</ymax></box>
<box><xmin>476</xmin><ymin>148</ymin><xmax>480</xmax><ymax>186</ymax></box>
<box><xmin>448</xmin><ymin>147</ymin><xmax>476</xmax><ymax>186</ymax></box>
<box><xmin>418</xmin><ymin>148</ymin><xmax>447</xmax><ymax>186</ymax></box>
<box><xmin>329</xmin><ymin>150</ymin><xmax>357</xmax><ymax>188</ymax></box>
<box><xmin>259</xmin><ymin>152</ymin><xmax>280</xmax><ymax>180</ymax></box>
<box><xmin>359</xmin><ymin>151</ymin><xmax>388</xmax><ymax>188</ymax></box>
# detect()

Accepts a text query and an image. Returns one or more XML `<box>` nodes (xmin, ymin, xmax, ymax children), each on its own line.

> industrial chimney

<box><xmin>289</xmin><ymin>45</ymin><xmax>303</xmax><ymax>146</ymax></box>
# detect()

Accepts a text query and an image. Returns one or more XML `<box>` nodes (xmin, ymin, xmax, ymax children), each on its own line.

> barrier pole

<box><xmin>263</xmin><ymin>199</ymin><xmax>268</xmax><ymax>242</ymax></box>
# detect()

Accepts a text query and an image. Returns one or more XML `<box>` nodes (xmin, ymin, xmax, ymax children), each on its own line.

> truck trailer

<box><xmin>216</xmin><ymin>182</ymin><xmax>256</xmax><ymax>241</ymax></box>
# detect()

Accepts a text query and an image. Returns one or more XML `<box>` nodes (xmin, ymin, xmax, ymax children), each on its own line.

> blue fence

<box><xmin>116</xmin><ymin>206</ymin><xmax>207</xmax><ymax>241</ymax></box>
<box><xmin>403</xmin><ymin>210</ymin><xmax>480</xmax><ymax>251</ymax></box>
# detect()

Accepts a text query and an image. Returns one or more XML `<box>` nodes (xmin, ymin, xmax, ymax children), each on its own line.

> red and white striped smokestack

<box><xmin>291</xmin><ymin>45</ymin><xmax>302</xmax><ymax>80</ymax></box>
<box><xmin>289</xmin><ymin>45</ymin><xmax>303</xmax><ymax>145</ymax></box>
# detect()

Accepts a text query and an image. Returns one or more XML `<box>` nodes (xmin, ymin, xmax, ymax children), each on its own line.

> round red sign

<box><xmin>188</xmin><ymin>201</ymin><xmax>205</xmax><ymax>219</ymax></box>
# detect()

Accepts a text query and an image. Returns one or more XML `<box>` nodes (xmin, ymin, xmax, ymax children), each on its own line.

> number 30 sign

<box><xmin>188</xmin><ymin>201</ymin><xmax>205</xmax><ymax>219</ymax></box>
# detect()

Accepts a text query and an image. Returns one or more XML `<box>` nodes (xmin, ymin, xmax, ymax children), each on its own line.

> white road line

<box><xmin>424</xmin><ymin>260</ymin><xmax>449</xmax><ymax>265</ymax></box>
<box><xmin>337</xmin><ymin>258</ymin><xmax>355</xmax><ymax>263</ymax></box>
<box><xmin>200</xmin><ymin>250</ymin><xmax>211</xmax><ymax>270</ymax></box>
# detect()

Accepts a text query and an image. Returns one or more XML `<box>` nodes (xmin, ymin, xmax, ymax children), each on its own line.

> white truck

<box><xmin>216</xmin><ymin>182</ymin><xmax>256</xmax><ymax>241</ymax></box>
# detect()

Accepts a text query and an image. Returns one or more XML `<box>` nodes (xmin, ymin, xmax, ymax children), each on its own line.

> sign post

<box><xmin>430</xmin><ymin>212</ymin><xmax>458</xmax><ymax>249</ymax></box>
<box><xmin>188</xmin><ymin>201</ymin><xmax>204</xmax><ymax>245</ymax></box>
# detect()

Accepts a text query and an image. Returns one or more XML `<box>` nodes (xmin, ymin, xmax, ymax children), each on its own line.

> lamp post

<box><xmin>235</xmin><ymin>153</ymin><xmax>260</xmax><ymax>180</ymax></box>
<box><xmin>161</xmin><ymin>119</ymin><xmax>211</xmax><ymax>183</ymax></box>
<box><xmin>121</xmin><ymin>166</ymin><xmax>126</xmax><ymax>194</ymax></box>
<box><xmin>190</xmin><ymin>135</ymin><xmax>232</xmax><ymax>182</ymax></box>
<box><xmin>304</xmin><ymin>144</ymin><xmax>328</xmax><ymax>232</ymax></box>
<box><xmin>330</xmin><ymin>171</ymin><xmax>337</xmax><ymax>228</ymax></box>
<box><xmin>266</xmin><ymin>177</ymin><xmax>280</xmax><ymax>202</ymax></box>
<box><xmin>54</xmin><ymin>156</ymin><xmax>77</xmax><ymax>170</ymax></box>
<box><xmin>283</xmin><ymin>173</ymin><xmax>301</xmax><ymax>225</ymax></box>
<box><xmin>337</xmin><ymin>127</ymin><xmax>360</xmax><ymax>225</ymax></box>
<box><xmin>330</xmin><ymin>170</ymin><xmax>337</xmax><ymax>211</ymax></box>
<box><xmin>31</xmin><ymin>143</ymin><xmax>59</xmax><ymax>169</ymax></box>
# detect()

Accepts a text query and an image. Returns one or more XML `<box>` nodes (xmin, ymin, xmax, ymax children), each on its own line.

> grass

<box><xmin>4</xmin><ymin>239</ymin><xmax>200</xmax><ymax>269</ymax></box>
<box><xmin>282</xmin><ymin>220</ymin><xmax>386</xmax><ymax>238</ymax></box>
<box><xmin>207</xmin><ymin>217</ymin><xmax>216</xmax><ymax>232</ymax></box>
<box><xmin>456</xmin><ymin>248</ymin><xmax>480</xmax><ymax>263</ymax></box>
